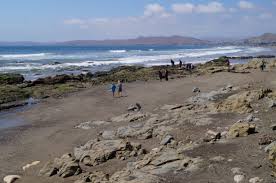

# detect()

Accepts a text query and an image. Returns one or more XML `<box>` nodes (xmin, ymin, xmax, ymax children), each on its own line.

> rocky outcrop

<box><xmin>74</xmin><ymin>139</ymin><xmax>145</xmax><ymax>166</ymax></box>
<box><xmin>39</xmin><ymin>153</ymin><xmax>81</xmax><ymax>178</ymax></box>
<box><xmin>266</xmin><ymin>142</ymin><xmax>276</xmax><ymax>177</ymax></box>
<box><xmin>111</xmin><ymin>112</ymin><xmax>149</xmax><ymax>123</ymax></box>
<box><xmin>228</xmin><ymin>122</ymin><xmax>256</xmax><ymax>138</ymax></box>
<box><xmin>211</xmin><ymin>91</ymin><xmax>259</xmax><ymax>114</ymax></box>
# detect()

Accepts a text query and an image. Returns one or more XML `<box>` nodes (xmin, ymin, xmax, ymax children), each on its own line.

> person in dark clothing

<box><xmin>117</xmin><ymin>80</ymin><xmax>123</xmax><ymax>97</ymax></box>
<box><xmin>179</xmin><ymin>59</ymin><xmax>182</xmax><ymax>68</ymax></box>
<box><xmin>165</xmin><ymin>69</ymin><xmax>169</xmax><ymax>81</ymax></box>
<box><xmin>171</xmin><ymin>59</ymin><xmax>175</xmax><ymax>67</ymax></box>
<box><xmin>158</xmin><ymin>70</ymin><xmax>163</xmax><ymax>81</ymax></box>
<box><xmin>260</xmin><ymin>60</ymin><xmax>266</xmax><ymax>71</ymax></box>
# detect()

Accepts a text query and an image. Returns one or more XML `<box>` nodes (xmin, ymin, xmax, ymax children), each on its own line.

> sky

<box><xmin>0</xmin><ymin>0</ymin><xmax>276</xmax><ymax>41</ymax></box>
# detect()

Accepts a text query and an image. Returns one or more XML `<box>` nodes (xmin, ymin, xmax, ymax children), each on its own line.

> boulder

<box><xmin>0</xmin><ymin>73</ymin><xmax>24</xmax><ymax>85</ymax></box>
<box><xmin>74</xmin><ymin>139</ymin><xmax>144</xmax><ymax>166</ymax></box>
<box><xmin>127</xmin><ymin>103</ymin><xmax>142</xmax><ymax>112</ymax></box>
<box><xmin>39</xmin><ymin>153</ymin><xmax>81</xmax><ymax>178</ymax></box>
<box><xmin>228</xmin><ymin>122</ymin><xmax>256</xmax><ymax>138</ymax></box>
<box><xmin>3</xmin><ymin>175</ymin><xmax>21</xmax><ymax>183</ymax></box>
<box><xmin>160</xmin><ymin>135</ymin><xmax>174</xmax><ymax>145</ymax></box>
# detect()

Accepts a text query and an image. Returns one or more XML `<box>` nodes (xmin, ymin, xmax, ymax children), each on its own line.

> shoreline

<box><xmin>0</xmin><ymin>55</ymin><xmax>275</xmax><ymax>112</ymax></box>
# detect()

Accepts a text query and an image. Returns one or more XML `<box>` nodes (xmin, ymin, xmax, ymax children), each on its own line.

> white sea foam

<box><xmin>0</xmin><ymin>53</ymin><xmax>49</xmax><ymax>59</ymax></box>
<box><xmin>0</xmin><ymin>46</ymin><xmax>273</xmax><ymax>74</ymax></box>
<box><xmin>109</xmin><ymin>50</ymin><xmax>127</xmax><ymax>53</ymax></box>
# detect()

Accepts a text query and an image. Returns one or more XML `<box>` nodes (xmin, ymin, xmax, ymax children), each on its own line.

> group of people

<box><xmin>171</xmin><ymin>59</ymin><xmax>194</xmax><ymax>70</ymax></box>
<box><xmin>111</xmin><ymin>80</ymin><xmax>123</xmax><ymax>97</ymax></box>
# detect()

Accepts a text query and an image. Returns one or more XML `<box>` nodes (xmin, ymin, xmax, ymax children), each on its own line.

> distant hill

<box><xmin>244</xmin><ymin>33</ymin><xmax>276</xmax><ymax>44</ymax></box>
<box><xmin>59</xmin><ymin>36</ymin><xmax>209</xmax><ymax>46</ymax></box>
<box><xmin>0</xmin><ymin>36</ymin><xmax>209</xmax><ymax>46</ymax></box>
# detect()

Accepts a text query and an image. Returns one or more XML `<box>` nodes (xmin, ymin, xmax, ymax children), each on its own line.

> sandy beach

<box><xmin>1</xmin><ymin>63</ymin><xmax>276</xmax><ymax>182</ymax></box>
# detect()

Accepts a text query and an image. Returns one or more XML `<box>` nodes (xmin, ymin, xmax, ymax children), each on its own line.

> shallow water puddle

<box><xmin>0</xmin><ymin>115</ymin><xmax>24</xmax><ymax>129</ymax></box>
<box><xmin>0</xmin><ymin>98</ymin><xmax>37</xmax><ymax>129</ymax></box>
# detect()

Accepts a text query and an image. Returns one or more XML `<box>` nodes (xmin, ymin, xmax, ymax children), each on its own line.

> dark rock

<box><xmin>271</xmin><ymin>124</ymin><xmax>276</xmax><ymax>131</ymax></box>
<box><xmin>0</xmin><ymin>73</ymin><xmax>24</xmax><ymax>85</ymax></box>
<box><xmin>193</xmin><ymin>87</ymin><xmax>201</xmax><ymax>93</ymax></box>
<box><xmin>127</xmin><ymin>103</ymin><xmax>142</xmax><ymax>112</ymax></box>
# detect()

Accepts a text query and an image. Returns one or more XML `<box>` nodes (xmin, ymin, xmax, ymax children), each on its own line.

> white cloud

<box><xmin>64</xmin><ymin>18</ymin><xmax>85</xmax><ymax>25</ymax></box>
<box><xmin>196</xmin><ymin>2</ymin><xmax>225</xmax><ymax>13</ymax></box>
<box><xmin>259</xmin><ymin>13</ymin><xmax>272</xmax><ymax>19</ymax></box>
<box><xmin>172</xmin><ymin>3</ymin><xmax>195</xmax><ymax>14</ymax></box>
<box><xmin>238</xmin><ymin>1</ymin><xmax>254</xmax><ymax>9</ymax></box>
<box><xmin>144</xmin><ymin>3</ymin><xmax>170</xmax><ymax>17</ymax></box>
<box><xmin>172</xmin><ymin>2</ymin><xmax>225</xmax><ymax>14</ymax></box>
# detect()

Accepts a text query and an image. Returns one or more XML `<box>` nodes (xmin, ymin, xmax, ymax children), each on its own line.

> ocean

<box><xmin>0</xmin><ymin>45</ymin><xmax>274</xmax><ymax>80</ymax></box>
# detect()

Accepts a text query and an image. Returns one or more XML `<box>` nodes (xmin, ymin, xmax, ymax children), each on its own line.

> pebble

<box><xmin>234</xmin><ymin>174</ymin><xmax>245</xmax><ymax>183</ymax></box>
<box><xmin>3</xmin><ymin>175</ymin><xmax>21</xmax><ymax>183</ymax></box>
<box><xmin>249</xmin><ymin>177</ymin><xmax>263</xmax><ymax>183</ymax></box>
<box><xmin>22</xmin><ymin>160</ymin><xmax>40</xmax><ymax>171</ymax></box>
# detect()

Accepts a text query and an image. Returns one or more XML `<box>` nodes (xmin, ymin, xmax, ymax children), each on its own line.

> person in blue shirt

<box><xmin>111</xmin><ymin>83</ymin><xmax>116</xmax><ymax>97</ymax></box>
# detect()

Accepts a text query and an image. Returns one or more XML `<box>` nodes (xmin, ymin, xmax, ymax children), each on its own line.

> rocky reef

<box><xmin>1</xmin><ymin>57</ymin><xmax>276</xmax><ymax>111</ymax></box>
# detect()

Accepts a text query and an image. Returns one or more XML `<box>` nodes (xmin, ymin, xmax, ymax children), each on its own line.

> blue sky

<box><xmin>0</xmin><ymin>0</ymin><xmax>276</xmax><ymax>41</ymax></box>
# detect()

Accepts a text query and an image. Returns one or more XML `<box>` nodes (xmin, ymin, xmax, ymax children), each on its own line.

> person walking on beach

<box><xmin>117</xmin><ymin>80</ymin><xmax>123</xmax><ymax>97</ymax></box>
<box><xmin>171</xmin><ymin>59</ymin><xmax>175</xmax><ymax>67</ymax></box>
<box><xmin>260</xmin><ymin>60</ymin><xmax>266</xmax><ymax>71</ymax></box>
<box><xmin>111</xmin><ymin>83</ymin><xmax>116</xmax><ymax>97</ymax></box>
<box><xmin>165</xmin><ymin>69</ymin><xmax>169</xmax><ymax>81</ymax></box>
<box><xmin>158</xmin><ymin>70</ymin><xmax>163</xmax><ymax>81</ymax></box>
<box><xmin>179</xmin><ymin>59</ymin><xmax>182</xmax><ymax>68</ymax></box>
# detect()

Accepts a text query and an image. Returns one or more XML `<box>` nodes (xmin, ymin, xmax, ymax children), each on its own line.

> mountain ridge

<box><xmin>0</xmin><ymin>36</ymin><xmax>209</xmax><ymax>46</ymax></box>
